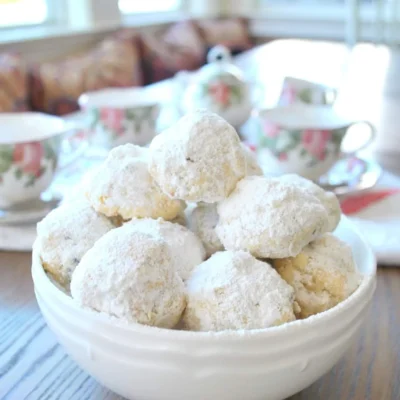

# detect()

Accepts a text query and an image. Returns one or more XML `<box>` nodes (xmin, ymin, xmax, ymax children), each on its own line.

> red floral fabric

<box><xmin>197</xmin><ymin>18</ymin><xmax>253</xmax><ymax>55</ymax></box>
<box><xmin>139</xmin><ymin>21</ymin><xmax>206</xmax><ymax>84</ymax></box>
<box><xmin>29</xmin><ymin>35</ymin><xmax>143</xmax><ymax>115</ymax></box>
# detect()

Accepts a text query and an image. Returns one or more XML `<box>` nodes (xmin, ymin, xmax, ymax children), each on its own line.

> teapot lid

<box><xmin>197</xmin><ymin>45</ymin><xmax>244</xmax><ymax>82</ymax></box>
<box><xmin>207</xmin><ymin>45</ymin><xmax>233</xmax><ymax>64</ymax></box>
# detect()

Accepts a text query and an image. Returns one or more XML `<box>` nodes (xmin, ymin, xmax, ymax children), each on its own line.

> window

<box><xmin>0</xmin><ymin>0</ymin><xmax>48</xmax><ymax>27</ymax></box>
<box><xmin>118</xmin><ymin>0</ymin><xmax>182</xmax><ymax>14</ymax></box>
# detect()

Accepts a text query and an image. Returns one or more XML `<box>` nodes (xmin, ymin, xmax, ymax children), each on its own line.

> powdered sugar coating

<box><xmin>241</xmin><ymin>143</ymin><xmax>263</xmax><ymax>176</ymax></box>
<box><xmin>183</xmin><ymin>250</ymin><xmax>297</xmax><ymax>331</ymax></box>
<box><xmin>216</xmin><ymin>176</ymin><xmax>329</xmax><ymax>258</ymax></box>
<box><xmin>148</xmin><ymin>109</ymin><xmax>246</xmax><ymax>203</ymax></box>
<box><xmin>86</xmin><ymin>144</ymin><xmax>184</xmax><ymax>220</ymax></box>
<box><xmin>71</xmin><ymin>226</ymin><xmax>186</xmax><ymax>328</ymax></box>
<box><xmin>279</xmin><ymin>174</ymin><xmax>340</xmax><ymax>232</ymax></box>
<box><xmin>188</xmin><ymin>203</ymin><xmax>224</xmax><ymax>258</ymax></box>
<box><xmin>37</xmin><ymin>200</ymin><xmax>114</xmax><ymax>287</ymax></box>
<box><xmin>274</xmin><ymin>233</ymin><xmax>361</xmax><ymax>318</ymax></box>
<box><xmin>127</xmin><ymin>218</ymin><xmax>206</xmax><ymax>280</ymax></box>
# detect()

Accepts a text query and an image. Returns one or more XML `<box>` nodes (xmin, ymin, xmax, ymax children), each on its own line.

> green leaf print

<box><xmin>44</xmin><ymin>139</ymin><xmax>58</xmax><ymax>168</ymax></box>
<box><xmin>298</xmin><ymin>88</ymin><xmax>313</xmax><ymax>104</ymax></box>
<box><xmin>0</xmin><ymin>145</ymin><xmax>14</xmax><ymax>174</ymax></box>
<box><xmin>89</xmin><ymin>109</ymin><xmax>100</xmax><ymax>129</ymax></box>
<box><xmin>25</xmin><ymin>174</ymin><xmax>36</xmax><ymax>188</ymax></box>
<box><xmin>14</xmin><ymin>168</ymin><xmax>23</xmax><ymax>180</ymax></box>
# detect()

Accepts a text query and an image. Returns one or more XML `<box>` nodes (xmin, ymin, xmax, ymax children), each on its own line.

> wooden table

<box><xmin>1</xmin><ymin>39</ymin><xmax>400</xmax><ymax>399</ymax></box>
<box><xmin>1</xmin><ymin>253</ymin><xmax>399</xmax><ymax>400</ymax></box>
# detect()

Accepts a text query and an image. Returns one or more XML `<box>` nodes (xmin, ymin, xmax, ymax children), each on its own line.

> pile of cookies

<box><xmin>35</xmin><ymin>109</ymin><xmax>361</xmax><ymax>332</ymax></box>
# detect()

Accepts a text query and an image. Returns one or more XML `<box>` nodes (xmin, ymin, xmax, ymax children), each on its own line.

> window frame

<box><xmin>0</xmin><ymin>0</ymin><xmax>58</xmax><ymax>30</ymax></box>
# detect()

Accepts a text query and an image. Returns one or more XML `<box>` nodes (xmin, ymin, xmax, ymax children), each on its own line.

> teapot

<box><xmin>176</xmin><ymin>46</ymin><xmax>260</xmax><ymax>128</ymax></box>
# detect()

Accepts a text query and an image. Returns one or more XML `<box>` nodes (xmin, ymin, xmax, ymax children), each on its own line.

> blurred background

<box><xmin>1</xmin><ymin>0</ymin><xmax>400</xmax><ymax>236</ymax></box>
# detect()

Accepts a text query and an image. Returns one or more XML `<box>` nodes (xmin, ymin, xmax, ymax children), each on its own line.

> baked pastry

<box><xmin>86</xmin><ymin>144</ymin><xmax>184</xmax><ymax>221</ymax></box>
<box><xmin>216</xmin><ymin>176</ymin><xmax>329</xmax><ymax>258</ymax></box>
<box><xmin>36</xmin><ymin>200</ymin><xmax>114</xmax><ymax>287</ymax></box>
<box><xmin>183</xmin><ymin>250</ymin><xmax>298</xmax><ymax>331</ymax></box>
<box><xmin>71</xmin><ymin>226</ymin><xmax>186</xmax><ymax>328</ymax></box>
<box><xmin>241</xmin><ymin>143</ymin><xmax>263</xmax><ymax>176</ymax></box>
<box><xmin>127</xmin><ymin>218</ymin><xmax>205</xmax><ymax>280</ymax></box>
<box><xmin>187</xmin><ymin>202</ymin><xmax>224</xmax><ymax>258</ymax></box>
<box><xmin>279</xmin><ymin>174</ymin><xmax>340</xmax><ymax>232</ymax></box>
<box><xmin>274</xmin><ymin>233</ymin><xmax>360</xmax><ymax>318</ymax></box>
<box><xmin>148</xmin><ymin>109</ymin><xmax>246</xmax><ymax>203</ymax></box>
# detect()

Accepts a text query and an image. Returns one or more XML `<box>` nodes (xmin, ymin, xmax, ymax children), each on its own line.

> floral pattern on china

<box><xmin>260</xmin><ymin>119</ymin><xmax>344</xmax><ymax>166</ymax></box>
<box><xmin>179</xmin><ymin>45</ymin><xmax>255</xmax><ymax>127</ymax></box>
<box><xmin>88</xmin><ymin>105</ymin><xmax>159</xmax><ymax>148</ymax></box>
<box><xmin>0</xmin><ymin>140</ymin><xmax>58</xmax><ymax>187</ymax></box>
<box><xmin>253</xmin><ymin>104</ymin><xmax>376</xmax><ymax>180</ymax></box>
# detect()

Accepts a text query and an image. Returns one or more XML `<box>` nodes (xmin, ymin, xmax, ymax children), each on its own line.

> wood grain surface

<box><xmin>0</xmin><ymin>252</ymin><xmax>399</xmax><ymax>400</ymax></box>
<box><xmin>1</xmin><ymin>39</ymin><xmax>400</xmax><ymax>399</ymax></box>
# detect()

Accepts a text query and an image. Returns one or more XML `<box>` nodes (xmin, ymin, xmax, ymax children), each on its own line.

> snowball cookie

<box><xmin>216</xmin><ymin>176</ymin><xmax>330</xmax><ymax>258</ymax></box>
<box><xmin>241</xmin><ymin>143</ymin><xmax>263</xmax><ymax>176</ymax></box>
<box><xmin>37</xmin><ymin>200</ymin><xmax>114</xmax><ymax>287</ymax></box>
<box><xmin>86</xmin><ymin>144</ymin><xmax>184</xmax><ymax>221</ymax></box>
<box><xmin>149</xmin><ymin>109</ymin><xmax>246</xmax><ymax>203</ymax></box>
<box><xmin>188</xmin><ymin>202</ymin><xmax>224</xmax><ymax>258</ymax></box>
<box><xmin>183</xmin><ymin>251</ymin><xmax>297</xmax><ymax>331</ymax></box>
<box><xmin>127</xmin><ymin>218</ymin><xmax>205</xmax><ymax>280</ymax></box>
<box><xmin>71</xmin><ymin>226</ymin><xmax>186</xmax><ymax>328</ymax></box>
<box><xmin>274</xmin><ymin>233</ymin><xmax>361</xmax><ymax>319</ymax></box>
<box><xmin>279</xmin><ymin>174</ymin><xmax>340</xmax><ymax>232</ymax></box>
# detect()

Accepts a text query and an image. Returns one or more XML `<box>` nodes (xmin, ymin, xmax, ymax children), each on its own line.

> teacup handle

<box><xmin>341</xmin><ymin>120</ymin><xmax>376</xmax><ymax>155</ymax></box>
<box><xmin>58</xmin><ymin>123</ymin><xmax>89</xmax><ymax>170</ymax></box>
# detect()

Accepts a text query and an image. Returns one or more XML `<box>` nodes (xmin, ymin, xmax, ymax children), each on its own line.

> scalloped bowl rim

<box><xmin>32</xmin><ymin>216</ymin><xmax>376</xmax><ymax>342</ymax></box>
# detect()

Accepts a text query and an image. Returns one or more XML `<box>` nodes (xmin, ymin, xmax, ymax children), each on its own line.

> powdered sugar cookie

<box><xmin>71</xmin><ymin>227</ymin><xmax>186</xmax><ymax>328</ymax></box>
<box><xmin>274</xmin><ymin>233</ymin><xmax>361</xmax><ymax>318</ymax></box>
<box><xmin>149</xmin><ymin>109</ymin><xmax>246</xmax><ymax>203</ymax></box>
<box><xmin>241</xmin><ymin>143</ymin><xmax>263</xmax><ymax>176</ymax></box>
<box><xmin>37</xmin><ymin>200</ymin><xmax>114</xmax><ymax>287</ymax></box>
<box><xmin>86</xmin><ymin>144</ymin><xmax>184</xmax><ymax>220</ymax></box>
<box><xmin>279</xmin><ymin>174</ymin><xmax>340</xmax><ymax>232</ymax></box>
<box><xmin>183</xmin><ymin>250</ymin><xmax>298</xmax><ymax>331</ymax></box>
<box><xmin>188</xmin><ymin>202</ymin><xmax>224</xmax><ymax>257</ymax></box>
<box><xmin>216</xmin><ymin>176</ymin><xmax>329</xmax><ymax>258</ymax></box>
<box><xmin>127</xmin><ymin>218</ymin><xmax>205</xmax><ymax>280</ymax></box>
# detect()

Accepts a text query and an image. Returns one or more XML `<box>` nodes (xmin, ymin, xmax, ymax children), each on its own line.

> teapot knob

<box><xmin>207</xmin><ymin>45</ymin><xmax>232</xmax><ymax>64</ymax></box>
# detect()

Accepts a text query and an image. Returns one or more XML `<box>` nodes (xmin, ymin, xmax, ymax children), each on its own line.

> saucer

<box><xmin>318</xmin><ymin>157</ymin><xmax>382</xmax><ymax>197</ymax></box>
<box><xmin>0</xmin><ymin>193</ymin><xmax>61</xmax><ymax>225</ymax></box>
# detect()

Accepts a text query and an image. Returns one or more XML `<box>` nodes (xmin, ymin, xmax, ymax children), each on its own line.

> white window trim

<box><xmin>0</xmin><ymin>0</ymin><xmax>196</xmax><ymax>46</ymax></box>
<box><xmin>249</xmin><ymin>1</ymin><xmax>400</xmax><ymax>44</ymax></box>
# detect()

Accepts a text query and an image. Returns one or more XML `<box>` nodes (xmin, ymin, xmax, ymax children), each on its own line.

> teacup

<box><xmin>78</xmin><ymin>87</ymin><xmax>160</xmax><ymax>149</ymax></box>
<box><xmin>278</xmin><ymin>77</ymin><xmax>337</xmax><ymax>106</ymax></box>
<box><xmin>253</xmin><ymin>104</ymin><xmax>376</xmax><ymax>180</ymax></box>
<box><xmin>0</xmin><ymin>113</ymin><xmax>87</xmax><ymax>207</ymax></box>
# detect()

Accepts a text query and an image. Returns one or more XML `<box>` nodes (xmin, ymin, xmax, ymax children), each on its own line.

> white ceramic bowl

<box><xmin>32</xmin><ymin>216</ymin><xmax>376</xmax><ymax>400</ymax></box>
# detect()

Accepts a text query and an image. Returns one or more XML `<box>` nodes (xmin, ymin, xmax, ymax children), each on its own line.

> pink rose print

<box><xmin>13</xmin><ymin>142</ymin><xmax>43</xmax><ymax>177</ymax></box>
<box><xmin>263</xmin><ymin>120</ymin><xmax>280</xmax><ymax>138</ymax></box>
<box><xmin>302</xmin><ymin>130</ymin><xmax>331</xmax><ymax>161</ymax></box>
<box><xmin>243</xmin><ymin>142</ymin><xmax>257</xmax><ymax>153</ymax></box>
<box><xmin>278</xmin><ymin>152</ymin><xmax>288</xmax><ymax>161</ymax></box>
<box><xmin>280</xmin><ymin>84</ymin><xmax>296</xmax><ymax>106</ymax></box>
<box><xmin>100</xmin><ymin>108</ymin><xmax>125</xmax><ymax>136</ymax></box>
<box><xmin>209</xmin><ymin>82</ymin><xmax>231</xmax><ymax>107</ymax></box>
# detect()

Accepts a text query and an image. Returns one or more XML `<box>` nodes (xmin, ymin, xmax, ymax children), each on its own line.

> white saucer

<box><xmin>318</xmin><ymin>157</ymin><xmax>382</xmax><ymax>197</ymax></box>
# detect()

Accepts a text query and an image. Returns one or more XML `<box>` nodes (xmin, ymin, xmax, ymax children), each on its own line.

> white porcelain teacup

<box><xmin>0</xmin><ymin>113</ymin><xmax>87</xmax><ymax>207</ymax></box>
<box><xmin>278</xmin><ymin>76</ymin><xmax>337</xmax><ymax>106</ymax></box>
<box><xmin>253</xmin><ymin>104</ymin><xmax>376</xmax><ymax>180</ymax></box>
<box><xmin>79</xmin><ymin>87</ymin><xmax>160</xmax><ymax>150</ymax></box>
